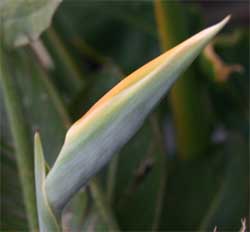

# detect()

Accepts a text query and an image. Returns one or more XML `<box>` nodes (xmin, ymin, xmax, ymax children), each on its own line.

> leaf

<box><xmin>158</xmin><ymin>148</ymin><xmax>227</xmax><ymax>230</ymax></box>
<box><xmin>53</xmin><ymin>1</ymin><xmax>158</xmax><ymax>75</ymax></box>
<box><xmin>0</xmin><ymin>90</ymin><xmax>12</xmax><ymax>143</ymax></box>
<box><xmin>199</xmin><ymin>135</ymin><xmax>249</xmax><ymax>231</ymax></box>
<box><xmin>89</xmin><ymin>177</ymin><xmax>120</xmax><ymax>231</ymax></box>
<box><xmin>63</xmin><ymin>190</ymin><xmax>88</xmax><ymax>232</ymax></box>
<box><xmin>3</xmin><ymin>48</ymin><xmax>69</xmax><ymax>165</ymax></box>
<box><xmin>66</xmin><ymin>16</ymin><xmax>168</xmax><ymax>227</ymax></box>
<box><xmin>81</xmin><ymin>209</ymin><xmax>109</xmax><ymax>232</ymax></box>
<box><xmin>158</xmin><ymin>134</ymin><xmax>248</xmax><ymax>231</ymax></box>
<box><xmin>34</xmin><ymin>132</ymin><xmax>60</xmax><ymax>231</ymax></box>
<box><xmin>45</xmin><ymin>16</ymin><xmax>230</xmax><ymax>215</ymax></box>
<box><xmin>1</xmin><ymin>47</ymin><xmax>38</xmax><ymax>230</ymax></box>
<box><xmin>71</xmin><ymin>64</ymin><xmax>166</xmax><ymax>229</ymax></box>
<box><xmin>42</xmin><ymin>27</ymin><xmax>85</xmax><ymax>102</ymax></box>
<box><xmin>0</xmin><ymin>46</ymin><xmax>80</xmax><ymax>230</ymax></box>
<box><xmin>0</xmin><ymin>140</ymin><xmax>28</xmax><ymax>230</ymax></box>
<box><xmin>114</xmin><ymin>116</ymin><xmax>167</xmax><ymax>230</ymax></box>
<box><xmin>0</xmin><ymin>0</ymin><xmax>62</xmax><ymax>47</ymax></box>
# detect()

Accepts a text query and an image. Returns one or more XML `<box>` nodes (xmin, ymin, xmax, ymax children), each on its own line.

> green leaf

<box><xmin>0</xmin><ymin>46</ymin><xmax>75</xmax><ymax>230</ymax></box>
<box><xmin>81</xmin><ymin>209</ymin><xmax>109</xmax><ymax>232</ymax></box>
<box><xmin>0</xmin><ymin>140</ymin><xmax>28</xmax><ymax>230</ymax></box>
<box><xmin>158</xmin><ymin>148</ymin><xmax>226</xmax><ymax>230</ymax></box>
<box><xmin>53</xmin><ymin>1</ymin><xmax>158</xmax><ymax>74</ymax></box>
<box><xmin>42</xmin><ymin>27</ymin><xmax>85</xmax><ymax>102</ymax></box>
<box><xmin>0</xmin><ymin>48</ymin><xmax>38</xmax><ymax>230</ymax></box>
<box><xmin>199</xmin><ymin>135</ymin><xmax>249</xmax><ymax>231</ymax></box>
<box><xmin>89</xmin><ymin>178</ymin><xmax>120</xmax><ymax>231</ymax></box>
<box><xmin>72</xmin><ymin>65</ymin><xmax>163</xmax><ymax>230</ymax></box>
<box><xmin>0</xmin><ymin>0</ymin><xmax>62</xmax><ymax>47</ymax></box>
<box><xmin>114</xmin><ymin>116</ymin><xmax>167</xmax><ymax>230</ymax></box>
<box><xmin>64</xmin><ymin>190</ymin><xmax>88</xmax><ymax>232</ymax></box>
<box><xmin>158</xmin><ymin>134</ymin><xmax>248</xmax><ymax>231</ymax></box>
<box><xmin>2</xmin><ymin>46</ymin><xmax>115</xmax><ymax>230</ymax></box>
<box><xmin>3</xmin><ymin>48</ymin><xmax>69</xmax><ymax>165</ymax></box>
<box><xmin>34</xmin><ymin>132</ymin><xmax>60</xmax><ymax>231</ymax></box>
<box><xmin>45</xmin><ymin>17</ymin><xmax>230</xmax><ymax>214</ymax></box>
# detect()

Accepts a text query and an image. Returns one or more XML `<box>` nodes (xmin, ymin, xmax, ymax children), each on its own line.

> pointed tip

<box><xmin>188</xmin><ymin>15</ymin><xmax>231</xmax><ymax>47</ymax></box>
<box><xmin>217</xmin><ymin>15</ymin><xmax>231</xmax><ymax>29</ymax></box>
<box><xmin>206</xmin><ymin>15</ymin><xmax>231</xmax><ymax>36</ymax></box>
<box><xmin>34</xmin><ymin>130</ymin><xmax>41</xmax><ymax>142</ymax></box>
<box><xmin>225</xmin><ymin>14</ymin><xmax>231</xmax><ymax>22</ymax></box>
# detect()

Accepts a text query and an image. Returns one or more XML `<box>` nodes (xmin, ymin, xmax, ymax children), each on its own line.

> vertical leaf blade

<box><xmin>0</xmin><ymin>48</ymin><xmax>38</xmax><ymax>230</ymax></box>
<box><xmin>34</xmin><ymin>132</ymin><xmax>59</xmax><ymax>231</ymax></box>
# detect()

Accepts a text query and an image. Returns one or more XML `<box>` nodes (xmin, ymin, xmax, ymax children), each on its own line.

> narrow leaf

<box><xmin>45</xmin><ymin>16</ymin><xmax>230</xmax><ymax>214</ymax></box>
<box><xmin>34</xmin><ymin>132</ymin><xmax>59</xmax><ymax>231</ymax></box>
<box><xmin>0</xmin><ymin>140</ymin><xmax>28</xmax><ymax>230</ymax></box>
<box><xmin>0</xmin><ymin>48</ymin><xmax>38</xmax><ymax>230</ymax></box>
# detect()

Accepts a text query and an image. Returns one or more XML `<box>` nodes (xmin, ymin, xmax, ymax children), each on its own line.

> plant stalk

<box><xmin>90</xmin><ymin>177</ymin><xmax>120</xmax><ymax>232</ymax></box>
<box><xmin>45</xmin><ymin>27</ymin><xmax>83</xmax><ymax>83</ymax></box>
<box><xmin>154</xmin><ymin>0</ymin><xmax>210</xmax><ymax>159</ymax></box>
<box><xmin>44</xmin><ymin>27</ymin><xmax>84</xmax><ymax>100</ymax></box>
<box><xmin>0</xmin><ymin>49</ymin><xmax>38</xmax><ymax>231</ymax></box>
<box><xmin>150</xmin><ymin>115</ymin><xmax>168</xmax><ymax>231</ymax></box>
<box><xmin>107</xmin><ymin>155</ymin><xmax>119</xmax><ymax>203</ymax></box>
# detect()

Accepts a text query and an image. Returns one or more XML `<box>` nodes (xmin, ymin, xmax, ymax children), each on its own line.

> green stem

<box><xmin>72</xmin><ymin>37</ymin><xmax>108</xmax><ymax>65</ymax></box>
<box><xmin>68</xmin><ymin>191</ymin><xmax>88</xmax><ymax>231</ymax></box>
<box><xmin>0</xmin><ymin>49</ymin><xmax>38</xmax><ymax>231</ymax></box>
<box><xmin>154</xmin><ymin>0</ymin><xmax>210</xmax><ymax>159</ymax></box>
<box><xmin>46</xmin><ymin>27</ymin><xmax>83</xmax><ymax>82</ymax></box>
<box><xmin>44</xmin><ymin>27</ymin><xmax>84</xmax><ymax>95</ymax></box>
<box><xmin>107</xmin><ymin>155</ymin><xmax>119</xmax><ymax>203</ymax></box>
<box><xmin>149</xmin><ymin>115</ymin><xmax>168</xmax><ymax>231</ymax></box>
<box><xmin>90</xmin><ymin>178</ymin><xmax>120</xmax><ymax>232</ymax></box>
<box><xmin>32</xmin><ymin>57</ymin><xmax>71</xmax><ymax>129</ymax></box>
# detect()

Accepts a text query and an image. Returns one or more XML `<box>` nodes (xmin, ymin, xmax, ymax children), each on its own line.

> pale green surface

<box><xmin>0</xmin><ymin>0</ymin><xmax>62</xmax><ymax>47</ymax></box>
<box><xmin>34</xmin><ymin>133</ymin><xmax>60</xmax><ymax>231</ymax></box>
<box><xmin>45</xmin><ymin>17</ymin><xmax>229</xmax><ymax>214</ymax></box>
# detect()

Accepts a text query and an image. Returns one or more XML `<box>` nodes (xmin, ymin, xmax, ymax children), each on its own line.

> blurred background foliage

<box><xmin>0</xmin><ymin>0</ymin><xmax>249</xmax><ymax>231</ymax></box>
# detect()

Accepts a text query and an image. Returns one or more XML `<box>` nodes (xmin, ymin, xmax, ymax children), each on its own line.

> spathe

<box><xmin>45</xmin><ymin>16</ymin><xmax>230</xmax><ymax>214</ymax></box>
